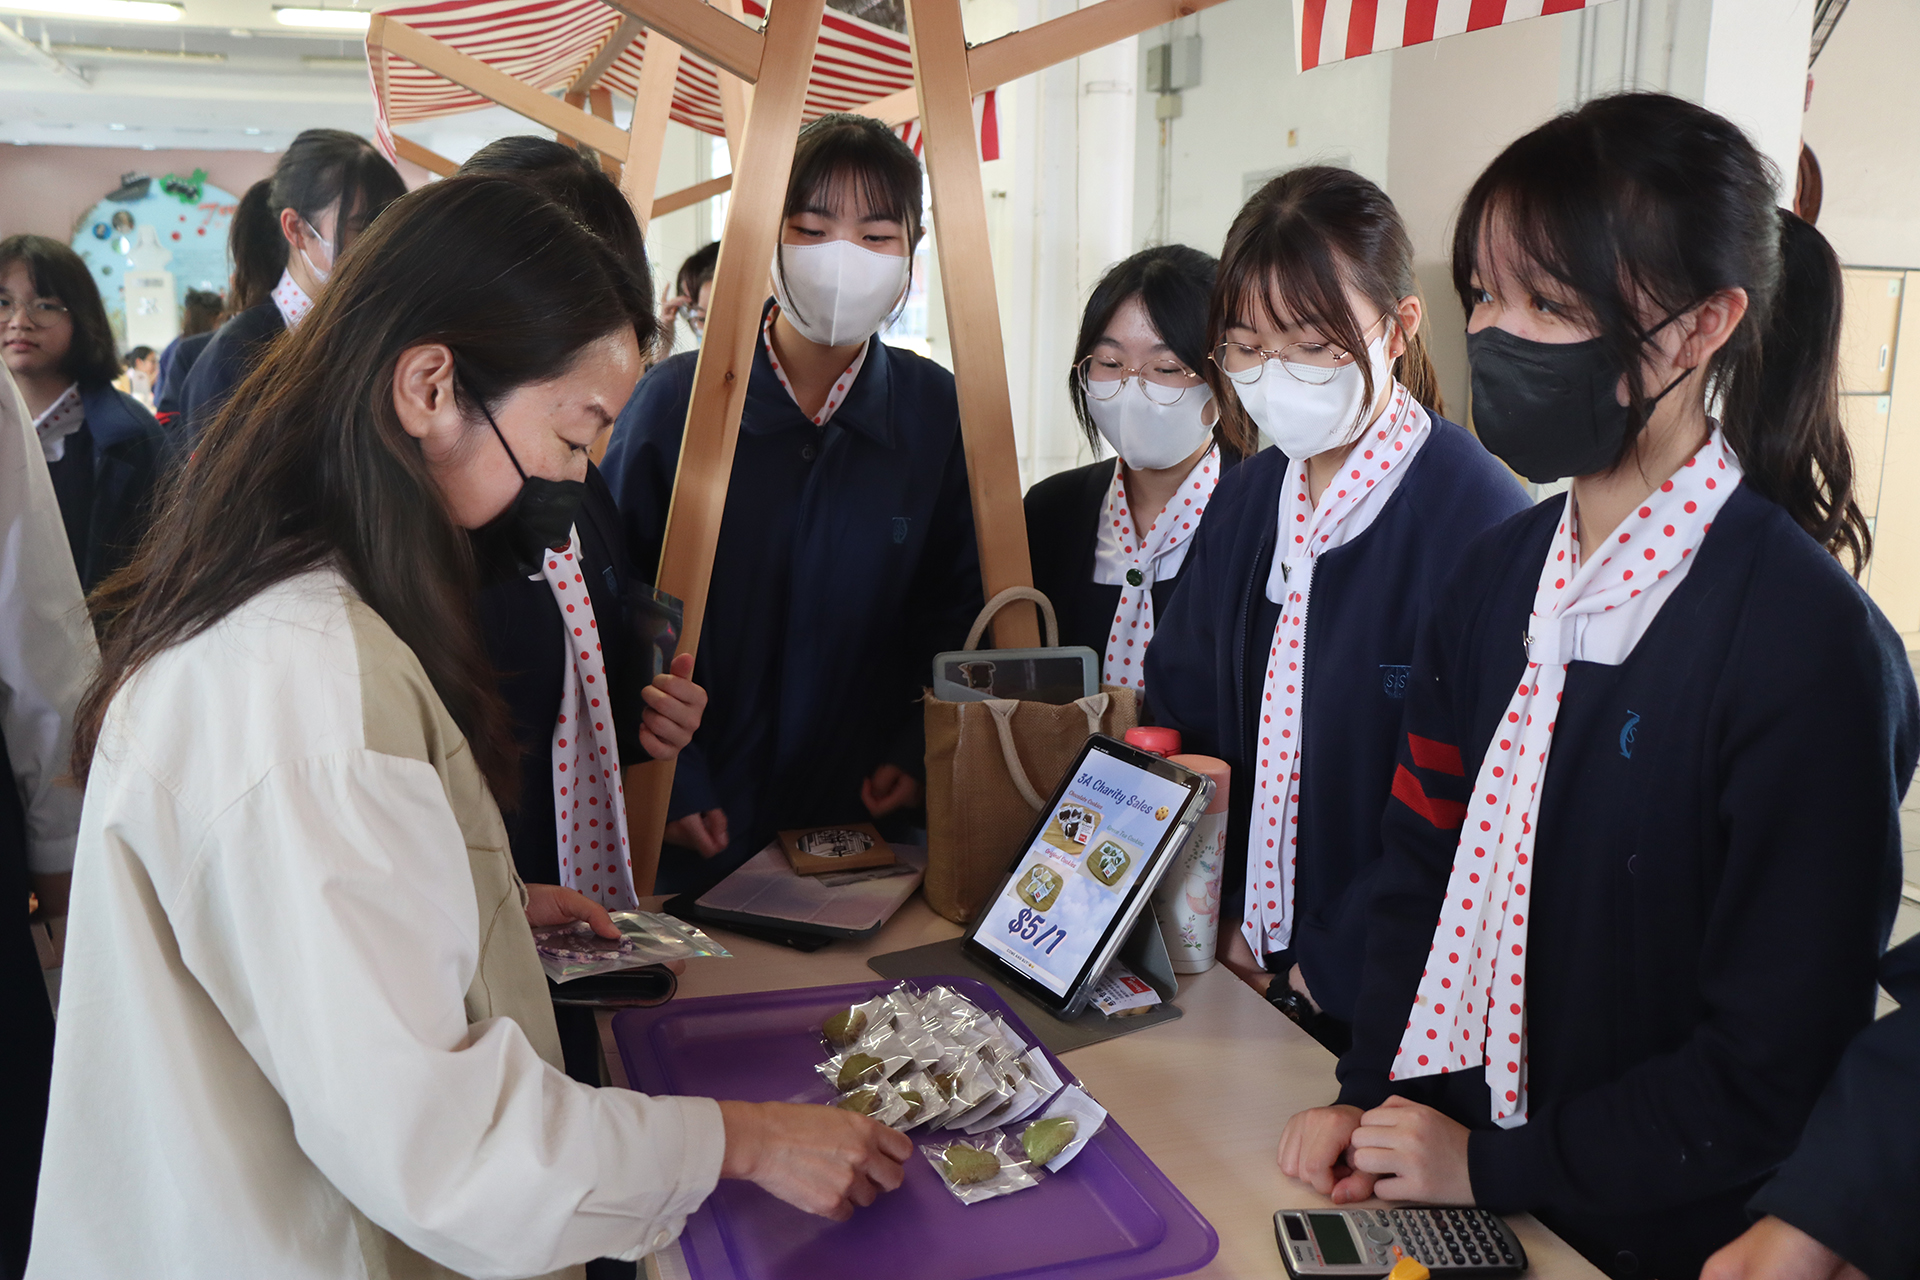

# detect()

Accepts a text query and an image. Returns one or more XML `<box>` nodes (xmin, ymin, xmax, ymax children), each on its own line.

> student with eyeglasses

<box><xmin>0</xmin><ymin>235</ymin><xmax>172</xmax><ymax>595</ymax></box>
<box><xmin>175</xmin><ymin>128</ymin><xmax>405</xmax><ymax>448</ymax></box>
<box><xmin>662</xmin><ymin>241</ymin><xmax>719</xmax><ymax>352</ymax></box>
<box><xmin>1022</xmin><ymin>246</ymin><xmax>1237</xmax><ymax>686</ymax></box>
<box><xmin>1142</xmin><ymin>168</ymin><xmax>1527</xmax><ymax>1047</ymax></box>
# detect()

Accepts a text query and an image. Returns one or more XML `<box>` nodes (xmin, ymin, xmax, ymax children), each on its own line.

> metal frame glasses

<box><xmin>1074</xmin><ymin>354</ymin><xmax>1205</xmax><ymax>407</ymax></box>
<box><xmin>1209</xmin><ymin>312</ymin><xmax>1391</xmax><ymax>387</ymax></box>
<box><xmin>0</xmin><ymin>296</ymin><xmax>71</xmax><ymax>328</ymax></box>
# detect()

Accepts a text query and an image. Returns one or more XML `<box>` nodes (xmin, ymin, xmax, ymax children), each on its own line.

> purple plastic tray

<box><xmin>613</xmin><ymin>976</ymin><xmax>1218</xmax><ymax>1280</ymax></box>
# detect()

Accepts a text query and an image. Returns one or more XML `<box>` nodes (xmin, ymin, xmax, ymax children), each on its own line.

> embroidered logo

<box><xmin>1379</xmin><ymin>664</ymin><xmax>1411</xmax><ymax>699</ymax></box>
<box><xmin>892</xmin><ymin>516</ymin><xmax>911</xmax><ymax>544</ymax></box>
<box><xmin>1619</xmin><ymin>711</ymin><xmax>1641</xmax><ymax>759</ymax></box>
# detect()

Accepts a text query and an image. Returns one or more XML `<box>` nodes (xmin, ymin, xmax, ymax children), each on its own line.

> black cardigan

<box><xmin>176</xmin><ymin>302</ymin><xmax>284</xmax><ymax>451</ymax></box>
<box><xmin>1336</xmin><ymin>486</ymin><xmax>1920</xmax><ymax>1278</ymax></box>
<box><xmin>46</xmin><ymin>386</ymin><xmax>172</xmax><ymax>594</ymax></box>
<box><xmin>1022</xmin><ymin>451</ymin><xmax>1241</xmax><ymax>655</ymax></box>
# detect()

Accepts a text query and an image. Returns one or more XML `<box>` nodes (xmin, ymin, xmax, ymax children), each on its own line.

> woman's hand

<box><xmin>1349</xmin><ymin>1095</ymin><xmax>1474</xmax><ymax>1204</ymax></box>
<box><xmin>1703</xmin><ymin>1217</ymin><xmax>1865</xmax><ymax>1280</ymax></box>
<box><xmin>524</xmin><ymin>883</ymin><xmax>619</xmax><ymax>939</ymax></box>
<box><xmin>718</xmin><ymin>1100</ymin><xmax>913</xmax><ymax>1220</ymax></box>
<box><xmin>665</xmin><ymin>808</ymin><xmax>730</xmax><ymax>857</ymax></box>
<box><xmin>640</xmin><ymin>652</ymin><xmax>706</xmax><ymax>760</ymax></box>
<box><xmin>861</xmin><ymin>764</ymin><xmax>922</xmax><ymax>818</ymax></box>
<box><xmin>1278</xmin><ymin>1104</ymin><xmax>1376</xmax><ymax>1202</ymax></box>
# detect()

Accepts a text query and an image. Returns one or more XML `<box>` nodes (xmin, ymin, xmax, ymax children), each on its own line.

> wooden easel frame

<box><xmin>367</xmin><ymin>0</ymin><xmax>1229</xmax><ymax>892</ymax></box>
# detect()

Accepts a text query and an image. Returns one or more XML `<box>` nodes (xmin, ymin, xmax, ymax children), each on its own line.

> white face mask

<box><xmin>1230</xmin><ymin>328</ymin><xmax>1395</xmax><ymax>459</ymax></box>
<box><xmin>770</xmin><ymin>238</ymin><xmax>911</xmax><ymax>348</ymax></box>
<box><xmin>1086</xmin><ymin>383</ymin><xmax>1215</xmax><ymax>472</ymax></box>
<box><xmin>299</xmin><ymin>216</ymin><xmax>334</xmax><ymax>286</ymax></box>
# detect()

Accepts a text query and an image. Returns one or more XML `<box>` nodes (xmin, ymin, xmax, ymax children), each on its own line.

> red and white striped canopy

<box><xmin>369</xmin><ymin>0</ymin><xmax>998</xmax><ymax>160</ymax></box>
<box><xmin>1294</xmin><ymin>0</ymin><xmax>1615</xmax><ymax>72</ymax></box>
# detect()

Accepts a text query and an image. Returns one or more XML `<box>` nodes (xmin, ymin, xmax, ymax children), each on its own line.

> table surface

<box><xmin>607</xmin><ymin>896</ymin><xmax>1603</xmax><ymax>1280</ymax></box>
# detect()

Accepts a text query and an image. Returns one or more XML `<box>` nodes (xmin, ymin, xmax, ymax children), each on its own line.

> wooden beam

<box><xmin>967</xmin><ymin>0</ymin><xmax>1225</xmax><ymax>90</ymax></box>
<box><xmin>599</xmin><ymin>0</ymin><xmax>764</xmax><ymax>84</ymax></box>
<box><xmin>626</xmin><ymin>0</ymin><xmax>826</xmax><ymax>892</ymax></box>
<box><xmin>713</xmin><ymin>0</ymin><xmax>757</xmax><ymax>168</ymax></box>
<box><xmin>570</xmin><ymin>14</ymin><xmax>644</xmax><ymax>92</ymax></box>
<box><xmin>557</xmin><ymin>88</ymin><xmax>588</xmax><ymax>149</ymax></box>
<box><xmin>368</xmin><ymin>15</ymin><xmax>632</xmax><ymax>159</ymax></box>
<box><xmin>907</xmin><ymin>0</ymin><xmax>1039</xmax><ymax>648</ymax></box>
<box><xmin>589</xmin><ymin>85</ymin><xmax>623</xmax><ymax>180</ymax></box>
<box><xmin>622</xmin><ymin>30</ymin><xmax>684</xmax><ymax>231</ymax></box>
<box><xmin>650</xmin><ymin>173</ymin><xmax>732</xmax><ymax>217</ymax></box>
<box><xmin>390</xmin><ymin>133</ymin><xmax>459</xmax><ymax>178</ymax></box>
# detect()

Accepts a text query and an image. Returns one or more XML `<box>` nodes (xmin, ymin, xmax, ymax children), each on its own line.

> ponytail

<box><xmin>1720</xmin><ymin>210</ymin><xmax>1868</xmax><ymax>573</ymax></box>
<box><xmin>228</xmin><ymin>179</ymin><xmax>286</xmax><ymax>311</ymax></box>
<box><xmin>1394</xmin><ymin>323</ymin><xmax>1445</xmax><ymax>419</ymax></box>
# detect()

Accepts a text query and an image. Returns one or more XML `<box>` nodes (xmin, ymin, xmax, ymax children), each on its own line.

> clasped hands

<box><xmin>1278</xmin><ymin>1097</ymin><xmax>1474</xmax><ymax>1206</ymax></box>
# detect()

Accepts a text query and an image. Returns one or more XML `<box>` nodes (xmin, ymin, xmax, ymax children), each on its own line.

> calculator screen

<box><xmin>1308</xmin><ymin>1214</ymin><xmax>1361</xmax><ymax>1265</ymax></box>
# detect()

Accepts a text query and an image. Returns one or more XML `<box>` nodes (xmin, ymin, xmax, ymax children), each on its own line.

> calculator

<box><xmin>1275</xmin><ymin>1207</ymin><xmax>1528</xmax><ymax>1277</ymax></box>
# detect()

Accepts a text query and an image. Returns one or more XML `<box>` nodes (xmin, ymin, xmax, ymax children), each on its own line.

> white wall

<box><xmin>1802</xmin><ymin>0</ymin><xmax>1920</xmax><ymax>269</ymax></box>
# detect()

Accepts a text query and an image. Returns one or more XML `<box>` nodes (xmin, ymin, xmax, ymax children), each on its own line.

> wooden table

<box><xmin>607</xmin><ymin>896</ymin><xmax>1603</xmax><ymax>1280</ymax></box>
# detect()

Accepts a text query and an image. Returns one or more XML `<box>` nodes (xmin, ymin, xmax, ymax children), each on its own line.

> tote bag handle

<box><xmin>964</xmin><ymin>586</ymin><xmax>1060</xmax><ymax>652</ymax></box>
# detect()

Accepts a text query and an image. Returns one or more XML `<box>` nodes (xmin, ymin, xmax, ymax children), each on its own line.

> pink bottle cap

<box><xmin>1125</xmin><ymin>726</ymin><xmax>1183</xmax><ymax>757</ymax></box>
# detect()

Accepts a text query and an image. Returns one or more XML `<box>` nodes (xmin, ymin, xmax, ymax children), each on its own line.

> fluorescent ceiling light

<box><xmin>275</xmin><ymin>7</ymin><xmax>369</xmax><ymax>30</ymax></box>
<box><xmin>55</xmin><ymin>42</ymin><xmax>226</xmax><ymax>62</ymax></box>
<box><xmin>0</xmin><ymin>0</ymin><xmax>181</xmax><ymax>21</ymax></box>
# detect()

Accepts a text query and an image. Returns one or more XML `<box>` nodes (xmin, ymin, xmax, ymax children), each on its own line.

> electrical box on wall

<box><xmin>1145</xmin><ymin>35</ymin><xmax>1202</xmax><ymax>93</ymax></box>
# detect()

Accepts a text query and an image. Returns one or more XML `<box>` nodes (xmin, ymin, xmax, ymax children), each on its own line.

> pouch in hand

<box><xmin>617</xmin><ymin>581</ymin><xmax>686</xmax><ymax>757</ymax></box>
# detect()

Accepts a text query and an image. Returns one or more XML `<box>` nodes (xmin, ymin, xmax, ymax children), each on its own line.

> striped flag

<box><xmin>1294</xmin><ymin>0</ymin><xmax>1616</xmax><ymax>73</ymax></box>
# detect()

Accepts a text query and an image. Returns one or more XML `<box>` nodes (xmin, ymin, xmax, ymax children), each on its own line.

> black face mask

<box><xmin>466</xmin><ymin>396</ymin><xmax>587</xmax><ymax>584</ymax></box>
<box><xmin>1466</xmin><ymin>324</ymin><xmax>1690</xmax><ymax>484</ymax></box>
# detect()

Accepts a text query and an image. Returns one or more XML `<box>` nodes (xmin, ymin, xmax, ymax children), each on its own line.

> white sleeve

<box><xmin>170</xmin><ymin>749</ymin><xmax>725</xmax><ymax>1278</ymax></box>
<box><xmin>0</xmin><ymin>369</ymin><xmax>96</xmax><ymax>875</ymax></box>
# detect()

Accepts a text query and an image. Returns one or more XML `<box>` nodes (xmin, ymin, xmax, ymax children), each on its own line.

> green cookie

<box><xmin>836</xmin><ymin>1089</ymin><xmax>879</xmax><ymax>1116</ymax></box>
<box><xmin>941</xmin><ymin>1144</ymin><xmax>1002</xmax><ymax>1186</ymax></box>
<box><xmin>1021</xmin><ymin>1117</ymin><xmax>1077</xmax><ymax>1165</ymax></box>
<box><xmin>822</xmin><ymin>1009</ymin><xmax>868</xmax><ymax>1048</ymax></box>
<box><xmin>835</xmin><ymin>1053</ymin><xmax>884</xmax><ymax>1091</ymax></box>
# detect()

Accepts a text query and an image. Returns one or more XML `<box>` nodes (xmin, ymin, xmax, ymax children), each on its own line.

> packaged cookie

<box><xmin>923</xmin><ymin>1132</ymin><xmax>1042</xmax><ymax>1205</ymax></box>
<box><xmin>1020</xmin><ymin>1082</ymin><xmax>1107</xmax><ymax>1172</ymax></box>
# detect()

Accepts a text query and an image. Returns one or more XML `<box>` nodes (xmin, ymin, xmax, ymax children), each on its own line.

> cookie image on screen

<box><xmin>1040</xmin><ymin>800</ymin><xmax>1101</xmax><ymax>857</ymax></box>
<box><xmin>1015</xmin><ymin>862</ymin><xmax>1064</xmax><ymax>911</ymax></box>
<box><xmin>1085</xmin><ymin>838</ymin><xmax>1135</xmax><ymax>888</ymax></box>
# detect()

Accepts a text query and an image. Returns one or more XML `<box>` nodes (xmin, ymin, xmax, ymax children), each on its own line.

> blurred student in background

<box><xmin>175</xmin><ymin>128</ymin><xmax>404</xmax><ymax>446</ymax></box>
<box><xmin>152</xmin><ymin>287</ymin><xmax>224</xmax><ymax>410</ymax></box>
<box><xmin>661</xmin><ymin>240</ymin><xmax>719</xmax><ymax>353</ymax></box>
<box><xmin>0</xmin><ymin>235</ymin><xmax>171</xmax><ymax>595</ymax></box>
<box><xmin>119</xmin><ymin>346</ymin><xmax>157</xmax><ymax>407</ymax></box>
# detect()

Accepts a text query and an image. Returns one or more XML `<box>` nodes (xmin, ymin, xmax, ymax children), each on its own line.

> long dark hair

<box><xmin>1208</xmin><ymin>166</ymin><xmax>1444</xmax><ymax>455</ymax></box>
<box><xmin>74</xmin><ymin>176</ymin><xmax>654</xmax><ymax>801</ymax></box>
<box><xmin>1068</xmin><ymin>245</ymin><xmax>1223</xmax><ymax>455</ymax></box>
<box><xmin>1454</xmin><ymin>92</ymin><xmax>1868</xmax><ymax>571</ymax></box>
<box><xmin>0</xmin><ymin>234</ymin><xmax>122</xmax><ymax>387</ymax></box>
<box><xmin>776</xmin><ymin>112</ymin><xmax>923</xmax><ymax>333</ymax></box>
<box><xmin>227</xmin><ymin>128</ymin><xmax>405</xmax><ymax>311</ymax></box>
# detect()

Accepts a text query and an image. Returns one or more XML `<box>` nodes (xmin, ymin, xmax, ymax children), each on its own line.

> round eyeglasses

<box><xmin>1210</xmin><ymin>313</ymin><xmax>1391</xmax><ymax>387</ymax></box>
<box><xmin>0</xmin><ymin>297</ymin><xmax>71</xmax><ymax>328</ymax></box>
<box><xmin>1075</xmin><ymin>355</ymin><xmax>1205</xmax><ymax>407</ymax></box>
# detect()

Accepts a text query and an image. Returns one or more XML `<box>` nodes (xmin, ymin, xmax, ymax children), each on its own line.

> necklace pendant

<box><xmin>1126</xmin><ymin>568</ymin><xmax>1144</xmax><ymax>587</ymax></box>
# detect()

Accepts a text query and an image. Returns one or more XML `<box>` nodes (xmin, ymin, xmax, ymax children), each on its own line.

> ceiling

<box><xmin>0</xmin><ymin>0</ymin><xmax>384</xmax><ymax>151</ymax></box>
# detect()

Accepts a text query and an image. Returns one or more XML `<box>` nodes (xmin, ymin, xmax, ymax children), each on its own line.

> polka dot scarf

<box><xmin>270</xmin><ymin>269</ymin><xmax>314</xmax><ymax>330</ymax></box>
<box><xmin>763</xmin><ymin>305</ymin><xmax>869</xmax><ymax>426</ymax></box>
<box><xmin>1100</xmin><ymin>444</ymin><xmax>1219</xmax><ymax>690</ymax></box>
<box><xmin>541</xmin><ymin>529</ymin><xmax>637</xmax><ymax>910</ymax></box>
<box><xmin>1393</xmin><ymin>427</ymin><xmax>1741</xmax><ymax>1125</ymax></box>
<box><xmin>1243</xmin><ymin>384</ymin><xmax>1428</xmax><ymax>959</ymax></box>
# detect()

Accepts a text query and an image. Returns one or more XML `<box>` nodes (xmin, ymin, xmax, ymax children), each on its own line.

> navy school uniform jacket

<box><xmin>476</xmin><ymin>465</ymin><xmax>648</xmax><ymax>891</ymax></box>
<box><xmin>176</xmin><ymin>301</ymin><xmax>284</xmax><ymax>451</ymax></box>
<box><xmin>1749</xmin><ymin>933</ymin><xmax>1920</xmax><ymax>1280</ymax></box>
<box><xmin>152</xmin><ymin>329</ymin><xmax>212</xmax><ymax>419</ymax></box>
<box><xmin>1336</xmin><ymin>486</ymin><xmax>1920</xmax><ymax>1279</ymax></box>
<box><xmin>601</xmin><ymin>306</ymin><xmax>983</xmax><ymax>892</ymax></box>
<box><xmin>1022</xmin><ymin>449</ymin><xmax>1244</xmax><ymax>655</ymax></box>
<box><xmin>1143</xmin><ymin>417</ymin><xmax>1529</xmax><ymax>1020</ymax></box>
<box><xmin>47</xmin><ymin>385</ymin><xmax>172</xmax><ymax>594</ymax></box>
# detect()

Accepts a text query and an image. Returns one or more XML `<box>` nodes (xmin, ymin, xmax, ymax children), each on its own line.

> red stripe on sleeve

<box><xmin>1407</xmin><ymin>733</ymin><xmax>1465</xmax><ymax>777</ymax></box>
<box><xmin>1392</xmin><ymin>765</ymin><xmax>1466</xmax><ymax>830</ymax></box>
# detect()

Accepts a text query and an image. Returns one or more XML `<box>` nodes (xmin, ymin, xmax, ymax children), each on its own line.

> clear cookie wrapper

<box><xmin>891</xmin><ymin>1069</ymin><xmax>942</xmax><ymax>1130</ymax></box>
<box><xmin>990</xmin><ymin>1015</ymin><xmax>1030</xmax><ymax>1058</ymax></box>
<box><xmin>538</xmin><ymin>911</ymin><xmax>730</xmax><ymax>984</ymax></box>
<box><xmin>1021</xmin><ymin>1082</ymin><xmax>1107</xmax><ymax>1172</ymax></box>
<box><xmin>820</xmin><ymin>995</ymin><xmax>890</xmax><ymax>1051</ymax></box>
<box><xmin>949</xmin><ymin>1058</ymin><xmax>1019</xmax><ymax>1131</ymax></box>
<box><xmin>1019</xmin><ymin>1047</ymin><xmax>1065</xmax><ymax>1101</ymax></box>
<box><xmin>835</xmin><ymin>1079</ymin><xmax>911</xmax><ymax>1127</ymax></box>
<box><xmin>817</xmin><ymin>1044</ymin><xmax>912</xmax><ymax>1094</ymax></box>
<box><xmin>929</xmin><ymin>1052</ymin><xmax>999</xmax><ymax>1129</ymax></box>
<box><xmin>923</xmin><ymin>1131</ymin><xmax>1043</xmax><ymax>1205</ymax></box>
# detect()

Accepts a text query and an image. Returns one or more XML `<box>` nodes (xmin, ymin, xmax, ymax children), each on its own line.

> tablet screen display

<box><xmin>971</xmin><ymin>743</ymin><xmax>1196</xmax><ymax>998</ymax></box>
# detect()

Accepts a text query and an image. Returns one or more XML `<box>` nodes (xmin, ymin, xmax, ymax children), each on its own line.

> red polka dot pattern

<box><xmin>1393</xmin><ymin>428</ymin><xmax>1742</xmax><ymax>1124</ymax></box>
<box><xmin>270</xmin><ymin>270</ymin><xmax>313</xmax><ymax>329</ymax></box>
<box><xmin>761</xmin><ymin>304</ymin><xmax>867</xmax><ymax>426</ymax></box>
<box><xmin>1241</xmin><ymin>386</ymin><xmax>1428</xmax><ymax>960</ymax></box>
<box><xmin>543</xmin><ymin>529</ymin><xmax>637</xmax><ymax>910</ymax></box>
<box><xmin>1100</xmin><ymin>445</ymin><xmax>1222</xmax><ymax>692</ymax></box>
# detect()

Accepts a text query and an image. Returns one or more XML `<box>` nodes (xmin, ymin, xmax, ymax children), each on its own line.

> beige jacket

<box><xmin>29</xmin><ymin>569</ymin><xmax>724</xmax><ymax>1279</ymax></box>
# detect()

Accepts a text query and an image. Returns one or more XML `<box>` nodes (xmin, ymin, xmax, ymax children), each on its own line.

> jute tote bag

<box><xmin>922</xmin><ymin>587</ymin><xmax>1138</xmax><ymax>924</ymax></box>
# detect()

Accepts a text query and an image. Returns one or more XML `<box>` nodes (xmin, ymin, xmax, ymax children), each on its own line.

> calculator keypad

<box><xmin>1382</xmin><ymin>1209</ymin><xmax>1518</xmax><ymax>1270</ymax></box>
